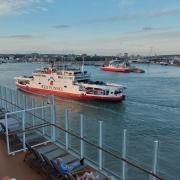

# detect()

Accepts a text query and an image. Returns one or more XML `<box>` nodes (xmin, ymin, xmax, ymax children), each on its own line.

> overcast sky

<box><xmin>0</xmin><ymin>0</ymin><xmax>180</xmax><ymax>55</ymax></box>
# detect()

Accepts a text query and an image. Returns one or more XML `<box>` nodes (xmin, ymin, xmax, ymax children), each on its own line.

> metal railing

<box><xmin>0</xmin><ymin>85</ymin><xmax>165</xmax><ymax>180</ymax></box>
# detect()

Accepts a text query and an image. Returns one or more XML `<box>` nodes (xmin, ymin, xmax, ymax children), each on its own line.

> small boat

<box><xmin>100</xmin><ymin>60</ymin><xmax>145</xmax><ymax>73</ymax></box>
<box><xmin>15</xmin><ymin>65</ymin><xmax>126</xmax><ymax>102</ymax></box>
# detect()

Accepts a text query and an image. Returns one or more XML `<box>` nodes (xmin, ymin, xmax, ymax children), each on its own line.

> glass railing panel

<box><xmin>68</xmin><ymin>133</ymin><xmax>80</xmax><ymax>156</ymax></box>
<box><xmin>83</xmin><ymin>116</ymin><xmax>99</xmax><ymax>145</ymax></box>
<box><xmin>83</xmin><ymin>141</ymin><xmax>99</xmax><ymax>166</ymax></box>
<box><xmin>68</xmin><ymin>111</ymin><xmax>80</xmax><ymax>136</ymax></box>
<box><xmin>55</xmin><ymin>126</ymin><xmax>66</xmax><ymax>146</ymax></box>
<box><xmin>102</xmin><ymin>151</ymin><xmax>123</xmax><ymax>178</ymax></box>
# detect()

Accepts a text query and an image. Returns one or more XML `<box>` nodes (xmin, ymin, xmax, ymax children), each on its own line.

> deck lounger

<box><xmin>0</xmin><ymin>118</ymin><xmax>21</xmax><ymax>134</ymax></box>
<box><xmin>54</xmin><ymin>153</ymin><xmax>78</xmax><ymax>165</ymax></box>
<box><xmin>37</xmin><ymin>143</ymin><xmax>60</xmax><ymax>154</ymax></box>
<box><xmin>24</xmin><ymin>144</ymin><xmax>44</xmax><ymax>172</ymax></box>
<box><xmin>44</xmin><ymin>148</ymin><xmax>67</xmax><ymax>160</ymax></box>
<box><xmin>41</xmin><ymin>153</ymin><xmax>62</xmax><ymax>180</ymax></box>
<box><xmin>0</xmin><ymin>119</ymin><xmax>20</xmax><ymax>144</ymax></box>
<box><xmin>24</xmin><ymin>143</ymin><xmax>61</xmax><ymax>163</ymax></box>
<box><xmin>51</xmin><ymin>159</ymin><xmax>80</xmax><ymax>180</ymax></box>
<box><xmin>28</xmin><ymin>148</ymin><xmax>45</xmax><ymax>173</ymax></box>
<box><xmin>50</xmin><ymin>159</ymin><xmax>72</xmax><ymax>180</ymax></box>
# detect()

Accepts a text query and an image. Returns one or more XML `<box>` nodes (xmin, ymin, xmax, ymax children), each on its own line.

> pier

<box><xmin>0</xmin><ymin>86</ymin><xmax>165</xmax><ymax>180</ymax></box>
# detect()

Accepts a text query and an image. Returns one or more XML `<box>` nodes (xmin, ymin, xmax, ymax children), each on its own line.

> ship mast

<box><xmin>81</xmin><ymin>56</ymin><xmax>84</xmax><ymax>74</ymax></box>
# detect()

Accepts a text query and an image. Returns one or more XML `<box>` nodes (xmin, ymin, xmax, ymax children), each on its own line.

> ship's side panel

<box><xmin>29</xmin><ymin>73</ymin><xmax>81</xmax><ymax>95</ymax></box>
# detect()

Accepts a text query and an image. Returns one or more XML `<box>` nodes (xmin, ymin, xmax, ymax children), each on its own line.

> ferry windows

<box><xmin>86</xmin><ymin>87</ymin><xmax>105</xmax><ymax>95</ymax></box>
<box><xmin>106</xmin><ymin>90</ymin><xmax>109</xmax><ymax>95</ymax></box>
<box><xmin>79</xmin><ymin>85</ymin><xmax>84</xmax><ymax>91</ymax></box>
<box><xmin>57</xmin><ymin>72</ymin><xmax>63</xmax><ymax>75</ymax></box>
<box><xmin>86</xmin><ymin>87</ymin><xmax>93</xmax><ymax>94</ymax></box>
<box><xmin>115</xmin><ymin>90</ymin><xmax>122</xmax><ymax>95</ymax></box>
<box><xmin>94</xmin><ymin>88</ymin><xmax>104</xmax><ymax>95</ymax></box>
<box><xmin>18</xmin><ymin>80</ymin><xmax>30</xmax><ymax>85</ymax></box>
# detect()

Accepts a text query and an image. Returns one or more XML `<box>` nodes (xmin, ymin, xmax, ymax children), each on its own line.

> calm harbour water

<box><xmin>0</xmin><ymin>63</ymin><xmax>180</xmax><ymax>179</ymax></box>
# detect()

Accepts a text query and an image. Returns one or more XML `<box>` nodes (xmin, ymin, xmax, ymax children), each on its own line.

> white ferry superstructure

<box><xmin>15</xmin><ymin>66</ymin><xmax>126</xmax><ymax>102</ymax></box>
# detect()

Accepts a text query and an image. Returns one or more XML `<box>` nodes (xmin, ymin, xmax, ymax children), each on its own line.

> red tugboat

<box><xmin>15</xmin><ymin>66</ymin><xmax>126</xmax><ymax>102</ymax></box>
<box><xmin>100</xmin><ymin>60</ymin><xmax>145</xmax><ymax>73</ymax></box>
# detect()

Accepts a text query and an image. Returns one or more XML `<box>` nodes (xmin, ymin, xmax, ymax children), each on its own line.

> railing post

<box><xmin>6</xmin><ymin>88</ymin><xmax>8</xmax><ymax>111</ymax></box>
<box><xmin>23</xmin><ymin>94</ymin><xmax>25</xmax><ymax>109</ymax></box>
<box><xmin>10</xmin><ymin>89</ymin><xmax>13</xmax><ymax>112</ymax></box>
<box><xmin>0</xmin><ymin>86</ymin><xmax>3</xmax><ymax>108</ymax></box>
<box><xmin>12</xmin><ymin>90</ymin><xmax>14</xmax><ymax>112</ymax></box>
<box><xmin>51</xmin><ymin>96</ymin><xmax>56</xmax><ymax>141</ymax></box>
<box><xmin>15</xmin><ymin>92</ymin><xmax>18</xmax><ymax>120</ymax></box>
<box><xmin>152</xmin><ymin>140</ymin><xmax>159</xmax><ymax>180</ymax></box>
<box><xmin>23</xmin><ymin>94</ymin><xmax>28</xmax><ymax>109</ymax></box>
<box><xmin>65</xmin><ymin>109</ymin><xmax>69</xmax><ymax>150</ymax></box>
<box><xmin>4</xmin><ymin>87</ymin><xmax>7</xmax><ymax>110</ymax></box>
<box><xmin>80</xmin><ymin>114</ymin><xmax>84</xmax><ymax>159</ymax></box>
<box><xmin>31</xmin><ymin>97</ymin><xmax>35</xmax><ymax>126</ymax></box>
<box><xmin>0</xmin><ymin>86</ymin><xmax>2</xmax><ymax>107</ymax></box>
<box><xmin>5</xmin><ymin>113</ymin><xmax>10</xmax><ymax>155</ymax></box>
<box><xmin>122</xmin><ymin>129</ymin><xmax>127</xmax><ymax>180</ymax></box>
<box><xmin>16</xmin><ymin>91</ymin><xmax>18</xmax><ymax>109</ymax></box>
<box><xmin>3</xmin><ymin>87</ymin><xmax>5</xmax><ymax>109</ymax></box>
<box><xmin>22</xmin><ymin>110</ymin><xmax>26</xmax><ymax>151</ymax></box>
<box><xmin>41</xmin><ymin>101</ymin><xmax>45</xmax><ymax>135</ymax></box>
<box><xmin>1</xmin><ymin>87</ymin><xmax>3</xmax><ymax>108</ymax></box>
<box><xmin>99</xmin><ymin>121</ymin><xmax>103</xmax><ymax>170</ymax></box>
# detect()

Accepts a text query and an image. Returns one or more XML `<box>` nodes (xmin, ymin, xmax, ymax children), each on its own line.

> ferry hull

<box><xmin>16</xmin><ymin>84</ymin><xmax>125</xmax><ymax>102</ymax></box>
<box><xmin>100</xmin><ymin>67</ymin><xmax>131</xmax><ymax>73</ymax></box>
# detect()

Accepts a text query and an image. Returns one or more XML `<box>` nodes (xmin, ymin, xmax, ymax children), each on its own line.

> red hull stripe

<box><xmin>16</xmin><ymin>84</ymin><xmax>125</xmax><ymax>102</ymax></box>
<box><xmin>100</xmin><ymin>67</ymin><xmax>131</xmax><ymax>73</ymax></box>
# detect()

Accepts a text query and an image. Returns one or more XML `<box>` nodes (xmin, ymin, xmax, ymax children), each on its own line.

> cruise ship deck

<box><xmin>0</xmin><ymin>139</ymin><xmax>43</xmax><ymax>180</ymax></box>
<box><xmin>0</xmin><ymin>86</ymin><xmax>165</xmax><ymax>180</ymax></box>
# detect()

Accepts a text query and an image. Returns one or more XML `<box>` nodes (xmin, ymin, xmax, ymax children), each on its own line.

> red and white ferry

<box><xmin>100</xmin><ymin>60</ymin><xmax>145</xmax><ymax>73</ymax></box>
<box><xmin>15</xmin><ymin>66</ymin><xmax>126</xmax><ymax>102</ymax></box>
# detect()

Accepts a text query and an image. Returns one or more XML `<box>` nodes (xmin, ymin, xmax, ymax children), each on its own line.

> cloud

<box><xmin>0</xmin><ymin>34</ymin><xmax>33</xmax><ymax>39</ymax></box>
<box><xmin>0</xmin><ymin>0</ymin><xmax>53</xmax><ymax>16</ymax></box>
<box><xmin>89</xmin><ymin>6</ymin><xmax>180</xmax><ymax>24</ymax></box>
<box><xmin>1</xmin><ymin>30</ymin><xmax>180</xmax><ymax>55</ymax></box>
<box><xmin>52</xmin><ymin>25</ymin><xmax>71</xmax><ymax>29</ymax></box>
<box><xmin>142</xmin><ymin>27</ymin><xmax>155</xmax><ymax>31</ymax></box>
<box><xmin>141</xmin><ymin>27</ymin><xmax>165</xmax><ymax>32</ymax></box>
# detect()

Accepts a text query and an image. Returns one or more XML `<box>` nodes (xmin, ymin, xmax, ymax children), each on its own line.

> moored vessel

<box><xmin>100</xmin><ymin>60</ymin><xmax>145</xmax><ymax>73</ymax></box>
<box><xmin>15</xmin><ymin>65</ymin><xmax>126</xmax><ymax>102</ymax></box>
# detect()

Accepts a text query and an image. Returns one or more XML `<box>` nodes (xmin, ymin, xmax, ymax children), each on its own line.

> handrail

<box><xmin>7</xmin><ymin>122</ymin><xmax>164</xmax><ymax>180</ymax></box>
<box><xmin>0</xmin><ymin>92</ymin><xmax>165</xmax><ymax>180</ymax></box>
<box><xmin>0</xmin><ymin>97</ymin><xmax>51</xmax><ymax>124</ymax></box>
